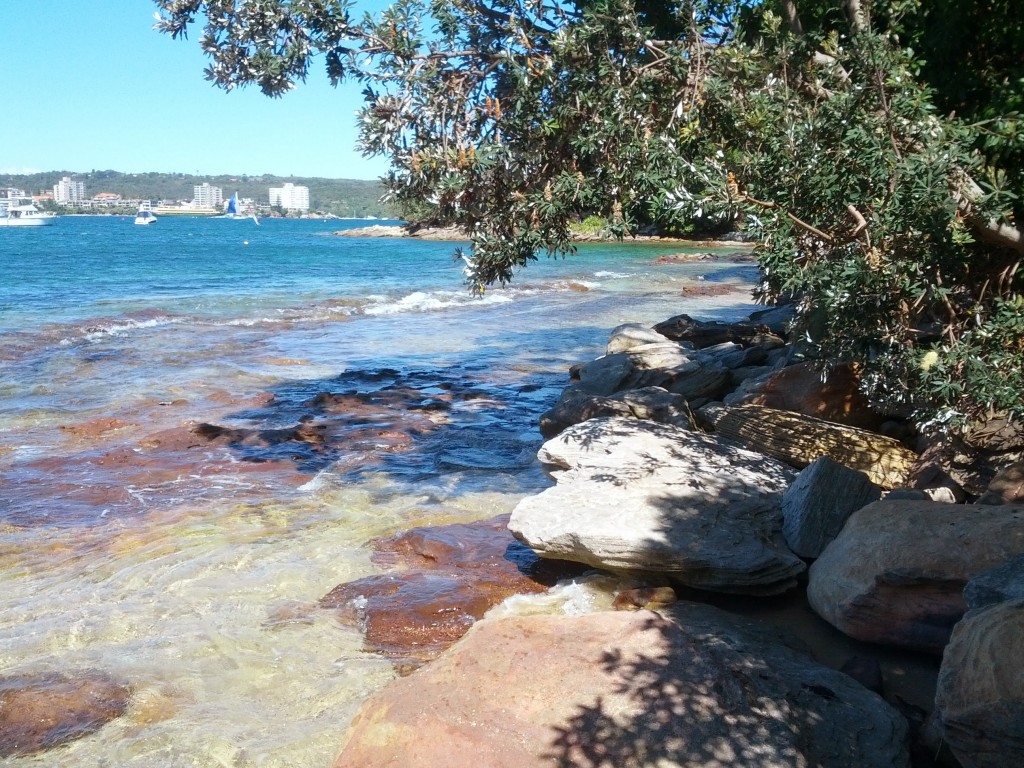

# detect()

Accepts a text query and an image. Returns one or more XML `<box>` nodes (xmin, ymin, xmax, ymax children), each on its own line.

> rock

<box><xmin>748</xmin><ymin>304</ymin><xmax>798</xmax><ymax>336</ymax></box>
<box><xmin>509</xmin><ymin>418</ymin><xmax>805</xmax><ymax>595</ymax></box>
<box><xmin>964</xmin><ymin>553</ymin><xmax>1024</xmax><ymax>610</ymax></box>
<box><xmin>605</xmin><ymin>323</ymin><xmax>676</xmax><ymax>354</ymax></box>
<box><xmin>723</xmin><ymin>362</ymin><xmax>886</xmax><ymax>431</ymax></box>
<box><xmin>611</xmin><ymin>585</ymin><xmax>677</xmax><ymax>611</ymax></box>
<box><xmin>935</xmin><ymin>598</ymin><xmax>1024</xmax><ymax>768</ymax></box>
<box><xmin>698</xmin><ymin>403</ymin><xmax>918</xmax><ymax>489</ymax></box>
<box><xmin>539</xmin><ymin>386</ymin><xmax>693</xmax><ymax>439</ymax></box>
<box><xmin>781</xmin><ymin>456</ymin><xmax>883</xmax><ymax>559</ymax></box>
<box><xmin>911</xmin><ymin>430</ymin><xmax>1024</xmax><ymax>498</ymax></box>
<box><xmin>0</xmin><ymin>671</ymin><xmax>131</xmax><ymax>757</ymax></box>
<box><xmin>976</xmin><ymin>460</ymin><xmax>1024</xmax><ymax>505</ymax></box>
<box><xmin>807</xmin><ymin>501</ymin><xmax>1024</xmax><ymax>652</ymax></box>
<box><xmin>574</xmin><ymin>352</ymin><xmax>637</xmax><ymax>395</ymax></box>
<box><xmin>653</xmin><ymin>313</ymin><xmax>783</xmax><ymax>349</ymax></box>
<box><xmin>319</xmin><ymin>515</ymin><xmax>586</xmax><ymax>665</ymax></box>
<box><xmin>334</xmin><ymin>603</ymin><xmax>910</xmax><ymax>768</ymax></box>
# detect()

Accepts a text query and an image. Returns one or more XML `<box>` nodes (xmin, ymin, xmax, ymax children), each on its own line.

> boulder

<box><xmin>935</xmin><ymin>598</ymin><xmax>1024</xmax><ymax>768</ymax></box>
<box><xmin>698</xmin><ymin>403</ymin><xmax>917</xmax><ymax>489</ymax></box>
<box><xmin>976</xmin><ymin>460</ymin><xmax>1024</xmax><ymax>505</ymax></box>
<box><xmin>334</xmin><ymin>603</ymin><xmax>910</xmax><ymax>768</ymax></box>
<box><xmin>964</xmin><ymin>553</ymin><xmax>1024</xmax><ymax>610</ymax></box>
<box><xmin>0</xmin><ymin>671</ymin><xmax>131</xmax><ymax>757</ymax></box>
<box><xmin>509</xmin><ymin>418</ymin><xmax>805</xmax><ymax>595</ymax></box>
<box><xmin>538</xmin><ymin>386</ymin><xmax>693</xmax><ymax>439</ymax></box>
<box><xmin>807</xmin><ymin>501</ymin><xmax>1024</xmax><ymax>652</ymax></box>
<box><xmin>605</xmin><ymin>323</ymin><xmax>677</xmax><ymax>354</ymax></box>
<box><xmin>781</xmin><ymin>456</ymin><xmax>882</xmax><ymax>559</ymax></box>
<box><xmin>653</xmin><ymin>313</ymin><xmax>783</xmax><ymax>349</ymax></box>
<box><xmin>723</xmin><ymin>362</ymin><xmax>886</xmax><ymax>431</ymax></box>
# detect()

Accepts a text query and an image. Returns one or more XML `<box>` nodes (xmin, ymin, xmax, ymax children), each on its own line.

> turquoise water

<box><xmin>0</xmin><ymin>216</ymin><xmax>759</xmax><ymax>766</ymax></box>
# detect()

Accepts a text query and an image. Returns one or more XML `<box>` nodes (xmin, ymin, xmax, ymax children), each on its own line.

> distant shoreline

<box><xmin>332</xmin><ymin>223</ymin><xmax>756</xmax><ymax>258</ymax></box>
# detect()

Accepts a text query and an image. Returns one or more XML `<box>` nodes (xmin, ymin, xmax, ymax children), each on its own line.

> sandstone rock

<box><xmin>653</xmin><ymin>313</ymin><xmax>783</xmax><ymax>349</ymax></box>
<box><xmin>935</xmin><ymin>598</ymin><xmax>1024</xmax><ymax>768</ymax></box>
<box><xmin>605</xmin><ymin>323</ymin><xmax>677</xmax><ymax>354</ymax></box>
<box><xmin>807</xmin><ymin>501</ymin><xmax>1024</xmax><ymax>652</ymax></box>
<box><xmin>0</xmin><ymin>671</ymin><xmax>131</xmax><ymax>757</ymax></box>
<box><xmin>698</xmin><ymin>403</ymin><xmax>917</xmax><ymax>489</ymax></box>
<box><xmin>748</xmin><ymin>304</ymin><xmax>798</xmax><ymax>336</ymax></box>
<box><xmin>964</xmin><ymin>553</ymin><xmax>1024</xmax><ymax>610</ymax></box>
<box><xmin>334</xmin><ymin>603</ymin><xmax>910</xmax><ymax>768</ymax></box>
<box><xmin>723</xmin><ymin>362</ymin><xmax>886</xmax><ymax>431</ymax></box>
<box><xmin>509</xmin><ymin>418</ymin><xmax>805</xmax><ymax>595</ymax></box>
<box><xmin>781</xmin><ymin>456</ymin><xmax>882</xmax><ymax>559</ymax></box>
<box><xmin>319</xmin><ymin>515</ymin><xmax>586</xmax><ymax>665</ymax></box>
<box><xmin>538</xmin><ymin>386</ymin><xmax>693</xmax><ymax>438</ymax></box>
<box><xmin>976</xmin><ymin>460</ymin><xmax>1024</xmax><ymax>505</ymax></box>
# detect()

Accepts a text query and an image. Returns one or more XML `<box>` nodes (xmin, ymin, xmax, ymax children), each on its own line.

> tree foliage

<box><xmin>154</xmin><ymin>0</ymin><xmax>1023</xmax><ymax>424</ymax></box>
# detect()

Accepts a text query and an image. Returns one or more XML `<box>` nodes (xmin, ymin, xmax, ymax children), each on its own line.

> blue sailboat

<box><xmin>220</xmin><ymin>192</ymin><xmax>259</xmax><ymax>224</ymax></box>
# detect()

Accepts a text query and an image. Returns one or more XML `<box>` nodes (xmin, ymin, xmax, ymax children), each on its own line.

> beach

<box><xmin>0</xmin><ymin>217</ymin><xmax>759</xmax><ymax>766</ymax></box>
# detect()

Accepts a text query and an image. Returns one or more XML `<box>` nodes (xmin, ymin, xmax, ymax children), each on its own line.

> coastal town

<box><xmin>4</xmin><ymin>176</ymin><xmax>312</xmax><ymax>217</ymax></box>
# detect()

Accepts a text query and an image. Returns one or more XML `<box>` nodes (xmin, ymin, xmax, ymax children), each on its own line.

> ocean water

<box><xmin>0</xmin><ymin>216</ymin><xmax>759</xmax><ymax>766</ymax></box>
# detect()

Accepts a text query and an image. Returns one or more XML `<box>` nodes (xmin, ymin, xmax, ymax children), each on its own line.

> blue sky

<box><xmin>0</xmin><ymin>1</ymin><xmax>390</xmax><ymax>180</ymax></box>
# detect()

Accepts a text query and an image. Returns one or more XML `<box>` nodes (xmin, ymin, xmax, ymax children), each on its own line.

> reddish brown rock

<box><xmin>333</xmin><ymin>604</ymin><xmax>910</xmax><ymax>768</ymax></box>
<box><xmin>320</xmin><ymin>515</ymin><xmax>585</xmax><ymax>665</ymax></box>
<box><xmin>0</xmin><ymin>671</ymin><xmax>131</xmax><ymax>757</ymax></box>
<box><xmin>729</xmin><ymin>362</ymin><xmax>885</xmax><ymax>430</ymax></box>
<box><xmin>58</xmin><ymin>417</ymin><xmax>137</xmax><ymax>439</ymax></box>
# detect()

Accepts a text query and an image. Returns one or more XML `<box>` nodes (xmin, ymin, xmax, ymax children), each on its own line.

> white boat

<box><xmin>219</xmin><ymin>192</ymin><xmax>259</xmax><ymax>224</ymax></box>
<box><xmin>0</xmin><ymin>198</ymin><xmax>57</xmax><ymax>227</ymax></box>
<box><xmin>135</xmin><ymin>208</ymin><xmax>158</xmax><ymax>225</ymax></box>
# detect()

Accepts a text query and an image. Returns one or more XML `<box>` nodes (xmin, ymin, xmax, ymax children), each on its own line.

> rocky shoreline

<box><xmin>333</xmin><ymin>222</ymin><xmax>758</xmax><ymax>258</ymax></box>
<box><xmin>328</xmin><ymin>306</ymin><xmax>1024</xmax><ymax>768</ymax></box>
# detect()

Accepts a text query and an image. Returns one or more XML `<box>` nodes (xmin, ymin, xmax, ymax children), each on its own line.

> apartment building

<box><xmin>193</xmin><ymin>183</ymin><xmax>224</xmax><ymax>209</ymax></box>
<box><xmin>269</xmin><ymin>182</ymin><xmax>310</xmax><ymax>212</ymax></box>
<box><xmin>53</xmin><ymin>176</ymin><xmax>86</xmax><ymax>204</ymax></box>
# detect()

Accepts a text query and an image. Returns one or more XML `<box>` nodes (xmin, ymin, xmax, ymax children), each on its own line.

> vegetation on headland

<box><xmin>155</xmin><ymin>0</ymin><xmax>1023</xmax><ymax>426</ymax></box>
<box><xmin>0</xmin><ymin>170</ymin><xmax>394</xmax><ymax>219</ymax></box>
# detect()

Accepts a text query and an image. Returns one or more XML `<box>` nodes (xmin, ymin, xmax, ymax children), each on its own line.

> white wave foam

<box><xmin>363</xmin><ymin>290</ymin><xmax>512</xmax><ymax>316</ymax></box>
<box><xmin>593</xmin><ymin>271</ymin><xmax>632</xmax><ymax>279</ymax></box>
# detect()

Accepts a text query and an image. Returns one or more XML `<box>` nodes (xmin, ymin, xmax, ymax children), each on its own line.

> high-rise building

<box><xmin>193</xmin><ymin>183</ymin><xmax>223</xmax><ymax>209</ymax></box>
<box><xmin>53</xmin><ymin>176</ymin><xmax>86</xmax><ymax>204</ymax></box>
<box><xmin>269</xmin><ymin>182</ymin><xmax>310</xmax><ymax>212</ymax></box>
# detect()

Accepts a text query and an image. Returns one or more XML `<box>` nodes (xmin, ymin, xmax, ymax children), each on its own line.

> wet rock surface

<box><xmin>0</xmin><ymin>671</ymin><xmax>131</xmax><ymax>757</ymax></box>
<box><xmin>319</xmin><ymin>514</ymin><xmax>586</xmax><ymax>667</ymax></box>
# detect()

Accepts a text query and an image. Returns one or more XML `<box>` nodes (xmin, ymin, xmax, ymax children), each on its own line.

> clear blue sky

<box><xmin>0</xmin><ymin>1</ymin><xmax>390</xmax><ymax>180</ymax></box>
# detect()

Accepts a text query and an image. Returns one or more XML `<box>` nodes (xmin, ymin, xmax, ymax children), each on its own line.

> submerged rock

<box><xmin>334</xmin><ymin>603</ymin><xmax>910</xmax><ymax>768</ymax></box>
<box><xmin>319</xmin><ymin>514</ymin><xmax>585</xmax><ymax>666</ymax></box>
<box><xmin>509</xmin><ymin>417</ymin><xmax>805</xmax><ymax>595</ymax></box>
<box><xmin>0</xmin><ymin>671</ymin><xmax>131</xmax><ymax>757</ymax></box>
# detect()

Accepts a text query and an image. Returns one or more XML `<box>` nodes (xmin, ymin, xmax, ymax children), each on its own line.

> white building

<box><xmin>193</xmin><ymin>183</ymin><xmax>223</xmax><ymax>209</ymax></box>
<box><xmin>54</xmin><ymin>176</ymin><xmax>86</xmax><ymax>204</ymax></box>
<box><xmin>269</xmin><ymin>182</ymin><xmax>310</xmax><ymax>212</ymax></box>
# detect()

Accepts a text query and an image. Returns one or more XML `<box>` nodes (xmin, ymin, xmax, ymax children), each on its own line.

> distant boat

<box><xmin>135</xmin><ymin>208</ymin><xmax>157</xmax><ymax>225</ymax></box>
<box><xmin>0</xmin><ymin>198</ymin><xmax>57</xmax><ymax>227</ymax></box>
<box><xmin>219</xmin><ymin>192</ymin><xmax>259</xmax><ymax>224</ymax></box>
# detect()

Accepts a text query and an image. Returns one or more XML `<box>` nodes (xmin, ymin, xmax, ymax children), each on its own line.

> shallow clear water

<box><xmin>0</xmin><ymin>216</ymin><xmax>758</xmax><ymax>766</ymax></box>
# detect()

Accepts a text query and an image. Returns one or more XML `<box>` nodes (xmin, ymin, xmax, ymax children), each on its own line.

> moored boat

<box><xmin>135</xmin><ymin>208</ymin><xmax>158</xmax><ymax>225</ymax></box>
<box><xmin>0</xmin><ymin>198</ymin><xmax>57</xmax><ymax>227</ymax></box>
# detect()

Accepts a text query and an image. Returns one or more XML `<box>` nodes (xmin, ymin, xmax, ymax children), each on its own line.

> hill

<box><xmin>1</xmin><ymin>170</ymin><xmax>395</xmax><ymax>218</ymax></box>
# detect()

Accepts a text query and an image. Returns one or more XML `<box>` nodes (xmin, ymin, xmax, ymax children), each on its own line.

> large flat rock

<box><xmin>509</xmin><ymin>418</ymin><xmax>804</xmax><ymax>594</ymax></box>
<box><xmin>334</xmin><ymin>603</ymin><xmax>910</xmax><ymax>767</ymax></box>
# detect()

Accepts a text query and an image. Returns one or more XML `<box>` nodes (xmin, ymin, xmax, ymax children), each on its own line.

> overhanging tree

<box><xmin>155</xmin><ymin>0</ymin><xmax>1023</xmax><ymax>424</ymax></box>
